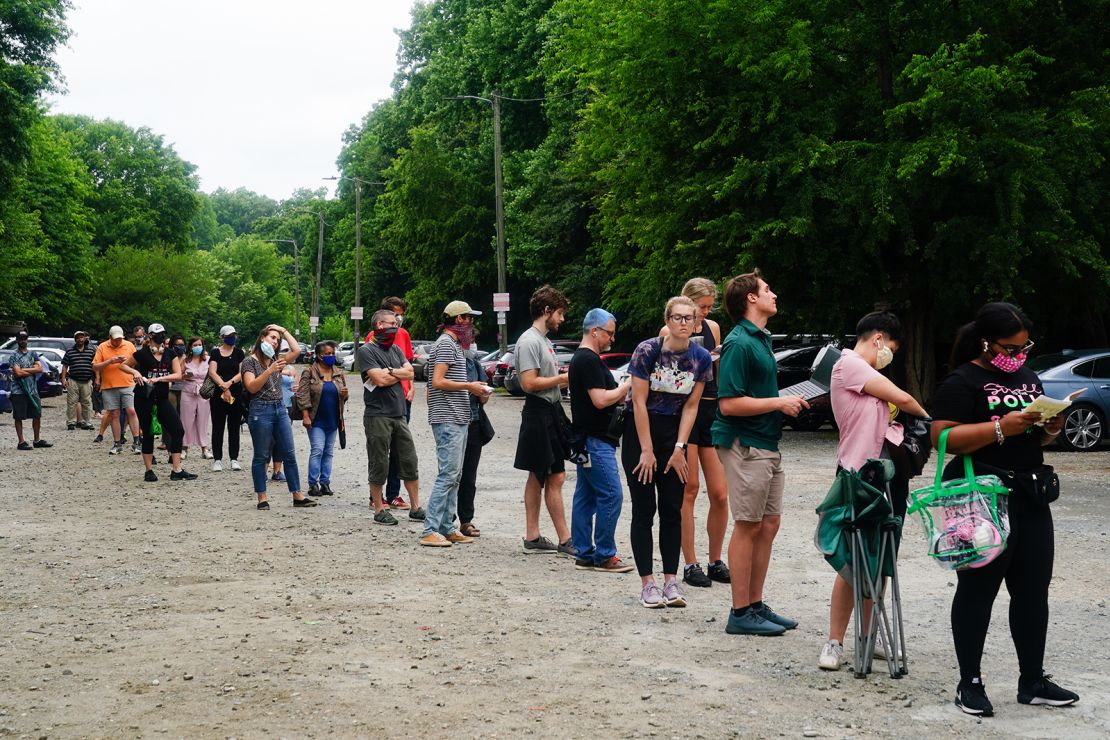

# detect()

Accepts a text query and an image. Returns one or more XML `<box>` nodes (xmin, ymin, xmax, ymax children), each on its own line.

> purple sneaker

<box><xmin>640</xmin><ymin>583</ymin><xmax>665</xmax><ymax>609</ymax></box>
<box><xmin>662</xmin><ymin>580</ymin><xmax>687</xmax><ymax>607</ymax></box>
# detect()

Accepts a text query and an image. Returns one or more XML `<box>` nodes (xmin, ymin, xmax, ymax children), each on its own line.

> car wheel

<box><xmin>1059</xmin><ymin>404</ymin><xmax>1105</xmax><ymax>451</ymax></box>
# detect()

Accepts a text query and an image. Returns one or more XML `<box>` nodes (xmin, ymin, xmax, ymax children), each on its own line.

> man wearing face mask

<box><xmin>62</xmin><ymin>330</ymin><xmax>97</xmax><ymax>431</ymax></box>
<box><xmin>358</xmin><ymin>309</ymin><xmax>424</xmax><ymax>526</ymax></box>
<box><xmin>818</xmin><ymin>311</ymin><xmax>929</xmax><ymax>670</ymax></box>
<box><xmin>421</xmin><ymin>300</ymin><xmax>489</xmax><ymax>547</ymax></box>
<box><xmin>377</xmin><ymin>296</ymin><xmax>416</xmax><ymax>509</ymax></box>
<box><xmin>10</xmin><ymin>331</ymin><xmax>51</xmax><ymax>450</ymax></box>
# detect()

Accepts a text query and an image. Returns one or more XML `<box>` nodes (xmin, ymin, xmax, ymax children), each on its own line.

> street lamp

<box><xmin>323</xmin><ymin>176</ymin><xmax>385</xmax><ymax>345</ymax></box>
<box><xmin>445</xmin><ymin>91</ymin><xmax>509</xmax><ymax>354</ymax></box>
<box><xmin>293</xmin><ymin>208</ymin><xmax>326</xmax><ymax>347</ymax></box>
<box><xmin>264</xmin><ymin>239</ymin><xmax>301</xmax><ymax>338</ymax></box>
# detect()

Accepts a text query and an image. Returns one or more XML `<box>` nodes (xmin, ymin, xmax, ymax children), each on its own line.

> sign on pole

<box><xmin>350</xmin><ymin>306</ymin><xmax>364</xmax><ymax>320</ymax></box>
<box><xmin>497</xmin><ymin>311</ymin><xmax>507</xmax><ymax>325</ymax></box>
<box><xmin>493</xmin><ymin>292</ymin><xmax>510</xmax><ymax>312</ymax></box>
<box><xmin>309</xmin><ymin>316</ymin><xmax>320</xmax><ymax>329</ymax></box>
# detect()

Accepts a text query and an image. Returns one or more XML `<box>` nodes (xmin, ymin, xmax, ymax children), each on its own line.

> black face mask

<box><xmin>151</xmin><ymin>333</ymin><xmax>166</xmax><ymax>344</ymax></box>
<box><xmin>174</xmin><ymin>345</ymin><xmax>186</xmax><ymax>355</ymax></box>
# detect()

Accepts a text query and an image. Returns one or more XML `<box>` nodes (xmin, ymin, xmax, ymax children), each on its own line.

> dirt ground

<box><xmin>1</xmin><ymin>383</ymin><xmax>1108</xmax><ymax>739</ymax></box>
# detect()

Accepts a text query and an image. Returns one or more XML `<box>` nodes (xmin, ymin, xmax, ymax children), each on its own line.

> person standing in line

<box><xmin>159</xmin><ymin>334</ymin><xmax>187</xmax><ymax>452</ymax></box>
<box><xmin>378</xmin><ymin>296</ymin><xmax>416</xmax><ymax>509</ymax></box>
<box><xmin>268</xmin><ymin>340</ymin><xmax>299</xmax><ymax>483</ymax></box>
<box><xmin>61</xmin><ymin>330</ymin><xmax>97</xmax><ymax>431</ymax></box>
<box><xmin>661</xmin><ymin>278</ymin><xmax>732</xmax><ymax>589</ymax></box>
<box><xmin>180</xmin><ymin>336</ymin><xmax>212</xmax><ymax>461</ymax></box>
<box><xmin>126</xmin><ymin>324</ymin><xmax>195</xmax><ymax>482</ymax></box>
<box><xmin>513</xmin><ymin>285</ymin><xmax>575</xmax><ymax>555</ymax></box>
<box><xmin>420</xmin><ymin>301</ymin><xmax>488</xmax><ymax>547</ymax></box>
<box><xmin>931</xmin><ymin>302</ymin><xmax>1078</xmax><ymax>716</ymax></box>
<box><xmin>241</xmin><ymin>324</ymin><xmax>315</xmax><ymax>510</ymax></box>
<box><xmin>456</xmin><ymin>337</ymin><xmax>492</xmax><ymax>538</ymax></box>
<box><xmin>624</xmin><ymin>297</ymin><xmax>713</xmax><ymax>607</ymax></box>
<box><xmin>93</xmin><ymin>325</ymin><xmax>143</xmax><ymax>455</ymax></box>
<box><xmin>9</xmin><ymin>331</ymin><xmax>52</xmax><ymax>450</ymax></box>
<box><xmin>130</xmin><ymin>326</ymin><xmax>146</xmax><ymax>345</ymax></box>
<box><xmin>569</xmin><ymin>309</ymin><xmax>634</xmax><ymax>573</ymax></box>
<box><xmin>297</xmin><ymin>340</ymin><xmax>349</xmax><ymax>497</ymax></box>
<box><xmin>358</xmin><ymin>311</ymin><xmax>423</xmax><ymax>524</ymax></box>
<box><xmin>817</xmin><ymin>311</ymin><xmax>928</xmax><ymax>670</ymax></box>
<box><xmin>207</xmin><ymin>325</ymin><xmax>244</xmax><ymax>472</ymax></box>
<box><xmin>713</xmin><ymin>269</ymin><xmax>808</xmax><ymax>635</ymax></box>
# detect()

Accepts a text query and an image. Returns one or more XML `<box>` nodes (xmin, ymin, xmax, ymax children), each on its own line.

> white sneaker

<box><xmin>873</xmin><ymin>636</ymin><xmax>903</xmax><ymax>662</ymax></box>
<box><xmin>818</xmin><ymin>640</ymin><xmax>844</xmax><ymax>670</ymax></box>
<box><xmin>181</xmin><ymin>450</ymin><xmax>188</xmax><ymax>461</ymax></box>
<box><xmin>212</xmin><ymin>460</ymin><xmax>223</xmax><ymax>472</ymax></box>
<box><xmin>230</xmin><ymin>459</ymin><xmax>242</xmax><ymax>471</ymax></box>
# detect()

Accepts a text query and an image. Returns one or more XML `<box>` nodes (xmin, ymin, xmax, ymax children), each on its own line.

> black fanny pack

<box><xmin>975</xmin><ymin>461</ymin><xmax>1060</xmax><ymax>508</ymax></box>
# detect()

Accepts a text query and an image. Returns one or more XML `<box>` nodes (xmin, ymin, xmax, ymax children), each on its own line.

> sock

<box><xmin>750</xmin><ymin>600</ymin><xmax>764</xmax><ymax>611</ymax></box>
<box><xmin>732</xmin><ymin>605</ymin><xmax>750</xmax><ymax>618</ymax></box>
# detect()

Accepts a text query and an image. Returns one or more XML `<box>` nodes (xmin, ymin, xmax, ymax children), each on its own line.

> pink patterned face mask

<box><xmin>990</xmin><ymin>352</ymin><xmax>1027</xmax><ymax>373</ymax></box>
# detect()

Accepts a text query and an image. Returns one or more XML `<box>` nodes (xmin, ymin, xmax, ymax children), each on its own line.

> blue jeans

<box><xmin>423</xmin><ymin>422</ymin><xmax>468</xmax><ymax>536</ymax></box>
<box><xmin>247</xmin><ymin>401</ymin><xmax>300</xmax><ymax>494</ymax></box>
<box><xmin>572</xmin><ymin>435</ymin><xmax>624</xmax><ymax>564</ymax></box>
<box><xmin>307</xmin><ymin>424</ymin><xmax>337</xmax><ymax>485</ymax></box>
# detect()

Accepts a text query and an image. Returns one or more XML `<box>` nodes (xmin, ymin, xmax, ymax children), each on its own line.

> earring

<box><xmin>981</xmin><ymin>340</ymin><xmax>990</xmax><ymax>352</ymax></box>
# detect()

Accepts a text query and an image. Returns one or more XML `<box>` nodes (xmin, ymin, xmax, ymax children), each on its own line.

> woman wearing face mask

<box><xmin>817</xmin><ymin>311</ymin><xmax>928</xmax><ymax>671</ymax></box>
<box><xmin>929</xmin><ymin>302</ymin><xmax>1076</xmax><ymax>717</ymax></box>
<box><xmin>158</xmin><ymin>334</ymin><xmax>187</xmax><ymax>452</ymax></box>
<box><xmin>241</xmin><ymin>324</ymin><xmax>315</xmax><ymax>510</ymax></box>
<box><xmin>208</xmin><ymin>325</ymin><xmax>245</xmax><ymax>472</ymax></box>
<box><xmin>179</xmin><ymin>336</ymin><xmax>212</xmax><ymax>461</ymax></box>
<box><xmin>126</xmin><ymin>323</ymin><xmax>195</xmax><ymax>482</ymax></box>
<box><xmin>296</xmin><ymin>341</ymin><xmax>348</xmax><ymax>496</ymax></box>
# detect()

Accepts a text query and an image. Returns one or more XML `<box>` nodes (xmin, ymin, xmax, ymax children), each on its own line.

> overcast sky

<box><xmin>47</xmin><ymin>0</ymin><xmax>418</xmax><ymax>200</ymax></box>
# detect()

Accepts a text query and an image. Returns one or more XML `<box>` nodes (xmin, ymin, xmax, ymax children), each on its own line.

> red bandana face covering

<box><xmin>374</xmin><ymin>326</ymin><xmax>399</xmax><ymax>349</ymax></box>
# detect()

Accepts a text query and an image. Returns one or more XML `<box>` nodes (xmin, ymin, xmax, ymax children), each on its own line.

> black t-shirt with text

<box><xmin>569</xmin><ymin>348</ymin><xmax>619</xmax><ymax>444</ymax></box>
<box><xmin>930</xmin><ymin>362</ymin><xmax>1045</xmax><ymax>474</ymax></box>
<box><xmin>133</xmin><ymin>346</ymin><xmax>176</xmax><ymax>402</ymax></box>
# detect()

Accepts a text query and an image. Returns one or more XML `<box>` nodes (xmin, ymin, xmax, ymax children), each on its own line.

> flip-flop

<box><xmin>460</xmin><ymin>522</ymin><xmax>481</xmax><ymax>537</ymax></box>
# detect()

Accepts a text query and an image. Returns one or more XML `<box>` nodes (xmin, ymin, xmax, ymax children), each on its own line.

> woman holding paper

<box><xmin>929</xmin><ymin>302</ymin><xmax>1076</xmax><ymax>718</ymax></box>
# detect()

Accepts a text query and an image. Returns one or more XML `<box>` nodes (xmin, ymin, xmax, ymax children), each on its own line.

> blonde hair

<box><xmin>663</xmin><ymin>295</ymin><xmax>697</xmax><ymax>323</ymax></box>
<box><xmin>682</xmin><ymin>277</ymin><xmax>717</xmax><ymax>302</ymax></box>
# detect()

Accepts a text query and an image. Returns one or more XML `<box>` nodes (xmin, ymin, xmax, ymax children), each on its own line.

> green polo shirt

<box><xmin>711</xmin><ymin>318</ymin><xmax>783</xmax><ymax>451</ymax></box>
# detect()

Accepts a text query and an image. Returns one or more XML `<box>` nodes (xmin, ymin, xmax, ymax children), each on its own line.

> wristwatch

<box><xmin>675</xmin><ymin>442</ymin><xmax>688</xmax><ymax>451</ymax></box>
<box><xmin>387</xmin><ymin>367</ymin><xmax>395</xmax><ymax>376</ymax></box>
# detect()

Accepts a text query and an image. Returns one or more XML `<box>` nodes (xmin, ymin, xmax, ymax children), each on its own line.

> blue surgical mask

<box><xmin>260</xmin><ymin>342</ymin><xmax>276</xmax><ymax>359</ymax></box>
<box><xmin>321</xmin><ymin>355</ymin><xmax>336</xmax><ymax>367</ymax></box>
<box><xmin>191</xmin><ymin>346</ymin><xmax>203</xmax><ymax>356</ymax></box>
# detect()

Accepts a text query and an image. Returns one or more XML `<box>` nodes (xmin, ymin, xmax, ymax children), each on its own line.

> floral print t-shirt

<box><xmin>627</xmin><ymin>337</ymin><xmax>713</xmax><ymax>416</ymax></box>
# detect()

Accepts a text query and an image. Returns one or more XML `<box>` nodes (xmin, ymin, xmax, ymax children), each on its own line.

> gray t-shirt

<box><xmin>515</xmin><ymin>326</ymin><xmax>562</xmax><ymax>403</ymax></box>
<box><xmin>358</xmin><ymin>341</ymin><xmax>407</xmax><ymax>418</ymax></box>
<box><xmin>426</xmin><ymin>334</ymin><xmax>471</xmax><ymax>425</ymax></box>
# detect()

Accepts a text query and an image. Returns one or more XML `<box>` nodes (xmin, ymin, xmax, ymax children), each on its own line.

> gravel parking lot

<box><xmin>1</xmin><ymin>385</ymin><xmax>1107</xmax><ymax>738</ymax></box>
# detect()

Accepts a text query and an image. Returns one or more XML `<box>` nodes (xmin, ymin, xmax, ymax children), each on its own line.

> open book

<box><xmin>1025</xmin><ymin>388</ymin><xmax>1087</xmax><ymax>421</ymax></box>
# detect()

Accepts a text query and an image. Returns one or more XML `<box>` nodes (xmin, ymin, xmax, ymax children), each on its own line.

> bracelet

<box><xmin>994</xmin><ymin>419</ymin><xmax>1005</xmax><ymax>445</ymax></box>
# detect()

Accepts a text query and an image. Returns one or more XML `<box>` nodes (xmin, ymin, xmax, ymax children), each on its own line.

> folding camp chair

<box><xmin>815</xmin><ymin>459</ymin><xmax>907</xmax><ymax>678</ymax></box>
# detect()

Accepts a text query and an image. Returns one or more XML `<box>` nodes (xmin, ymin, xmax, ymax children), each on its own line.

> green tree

<box><xmin>54</xmin><ymin>114</ymin><xmax>202</xmax><ymax>251</ymax></box>
<box><xmin>208</xmin><ymin>186</ymin><xmax>279</xmax><ymax>236</ymax></box>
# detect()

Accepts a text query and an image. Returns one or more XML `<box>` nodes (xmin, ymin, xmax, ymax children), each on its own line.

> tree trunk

<box><xmin>902</xmin><ymin>300</ymin><xmax>936</xmax><ymax>406</ymax></box>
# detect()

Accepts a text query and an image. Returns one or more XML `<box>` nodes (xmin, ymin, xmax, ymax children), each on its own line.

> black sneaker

<box><xmin>707</xmin><ymin>560</ymin><xmax>731</xmax><ymax>583</ymax></box>
<box><xmin>683</xmin><ymin>563</ymin><xmax>712</xmax><ymax>587</ymax></box>
<box><xmin>67</xmin><ymin>423</ymin><xmax>76</xmax><ymax>431</ymax></box>
<box><xmin>955</xmin><ymin>676</ymin><xmax>994</xmax><ymax>717</ymax></box>
<box><xmin>1017</xmin><ymin>673</ymin><xmax>1079</xmax><ymax>707</ymax></box>
<box><xmin>144</xmin><ymin>470</ymin><xmax>158</xmax><ymax>483</ymax></box>
<box><xmin>94</xmin><ymin>434</ymin><xmax>104</xmax><ymax>443</ymax></box>
<box><xmin>170</xmin><ymin>469</ymin><xmax>198</xmax><ymax>481</ymax></box>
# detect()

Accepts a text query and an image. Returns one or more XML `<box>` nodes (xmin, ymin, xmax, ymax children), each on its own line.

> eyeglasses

<box><xmin>991</xmin><ymin>340</ymin><xmax>1035</xmax><ymax>357</ymax></box>
<box><xmin>595</xmin><ymin>327</ymin><xmax>616</xmax><ymax>339</ymax></box>
<box><xmin>667</xmin><ymin>314</ymin><xmax>696</xmax><ymax>324</ymax></box>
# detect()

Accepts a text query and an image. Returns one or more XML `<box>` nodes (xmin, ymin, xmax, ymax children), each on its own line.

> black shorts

<box><xmin>513</xmin><ymin>396</ymin><xmax>567</xmax><ymax>483</ymax></box>
<box><xmin>688</xmin><ymin>398</ymin><xmax>717</xmax><ymax>447</ymax></box>
<box><xmin>11</xmin><ymin>394</ymin><xmax>41</xmax><ymax>421</ymax></box>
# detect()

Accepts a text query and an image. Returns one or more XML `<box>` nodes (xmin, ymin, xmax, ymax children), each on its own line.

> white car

<box><xmin>343</xmin><ymin>353</ymin><xmax>356</xmax><ymax>372</ymax></box>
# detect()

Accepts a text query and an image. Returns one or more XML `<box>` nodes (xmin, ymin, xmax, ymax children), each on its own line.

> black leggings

<box><xmin>951</xmin><ymin>494</ymin><xmax>1054</xmax><ymax>682</ymax></box>
<box><xmin>622</xmin><ymin>412</ymin><xmax>684</xmax><ymax>578</ymax></box>
<box><xmin>135</xmin><ymin>391</ymin><xmax>184</xmax><ymax>455</ymax></box>
<box><xmin>210</xmin><ymin>396</ymin><xmax>242</xmax><ymax>461</ymax></box>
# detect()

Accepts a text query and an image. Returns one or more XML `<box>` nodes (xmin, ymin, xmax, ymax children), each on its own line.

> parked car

<box><xmin>0</xmin><ymin>349</ymin><xmax>63</xmax><ymax>398</ymax></box>
<box><xmin>504</xmin><ymin>342</ymin><xmax>579</xmax><ymax>397</ymax></box>
<box><xmin>1029</xmin><ymin>348</ymin><xmax>1110</xmax><ymax>451</ymax></box>
<box><xmin>774</xmin><ymin>344</ymin><xmax>836</xmax><ymax>431</ymax></box>
<box><xmin>0</xmin><ymin>335</ymin><xmax>78</xmax><ymax>353</ymax></box>
<box><xmin>478</xmin><ymin>348</ymin><xmax>507</xmax><ymax>385</ymax></box>
<box><xmin>335</xmin><ymin>341</ymin><xmax>357</xmax><ymax>363</ymax></box>
<box><xmin>0</xmin><ymin>360</ymin><xmax>11</xmax><ymax>413</ymax></box>
<box><xmin>410</xmin><ymin>340</ymin><xmax>436</xmax><ymax>381</ymax></box>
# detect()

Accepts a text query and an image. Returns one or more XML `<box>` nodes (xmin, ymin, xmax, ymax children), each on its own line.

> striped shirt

<box><xmin>62</xmin><ymin>345</ymin><xmax>96</xmax><ymax>382</ymax></box>
<box><xmin>426</xmin><ymin>334</ymin><xmax>470</xmax><ymax>425</ymax></box>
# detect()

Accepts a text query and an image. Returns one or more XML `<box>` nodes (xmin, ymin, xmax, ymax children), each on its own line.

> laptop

<box><xmin>779</xmin><ymin>345</ymin><xmax>841</xmax><ymax>400</ymax></box>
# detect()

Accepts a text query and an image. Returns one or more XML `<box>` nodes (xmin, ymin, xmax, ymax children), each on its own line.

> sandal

<box><xmin>257</xmin><ymin>500</ymin><xmax>270</xmax><ymax>510</ymax></box>
<box><xmin>460</xmin><ymin>522</ymin><xmax>481</xmax><ymax>537</ymax></box>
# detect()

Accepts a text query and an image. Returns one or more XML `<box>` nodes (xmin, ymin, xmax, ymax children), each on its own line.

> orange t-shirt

<box><xmin>94</xmin><ymin>340</ymin><xmax>137</xmax><ymax>389</ymax></box>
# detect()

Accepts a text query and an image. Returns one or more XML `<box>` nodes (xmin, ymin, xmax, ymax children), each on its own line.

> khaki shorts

<box><xmin>101</xmin><ymin>386</ymin><xmax>135</xmax><ymax>411</ymax></box>
<box><xmin>717</xmin><ymin>440</ymin><xmax>785</xmax><ymax>522</ymax></box>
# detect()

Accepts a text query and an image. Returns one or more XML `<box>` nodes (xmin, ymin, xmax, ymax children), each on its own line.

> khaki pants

<box><xmin>66</xmin><ymin>380</ymin><xmax>94</xmax><ymax>424</ymax></box>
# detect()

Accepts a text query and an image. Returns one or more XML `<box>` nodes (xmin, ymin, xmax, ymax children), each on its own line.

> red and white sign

<box><xmin>493</xmin><ymin>292</ymin><xmax>510</xmax><ymax>312</ymax></box>
<box><xmin>350</xmin><ymin>306</ymin><xmax>364</xmax><ymax>320</ymax></box>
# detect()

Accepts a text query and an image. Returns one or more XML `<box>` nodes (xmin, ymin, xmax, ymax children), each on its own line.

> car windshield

<box><xmin>1027</xmin><ymin>353</ymin><xmax>1076</xmax><ymax>372</ymax></box>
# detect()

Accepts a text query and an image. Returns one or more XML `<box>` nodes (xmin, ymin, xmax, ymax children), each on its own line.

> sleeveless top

<box><xmin>697</xmin><ymin>321</ymin><xmax>719</xmax><ymax>398</ymax></box>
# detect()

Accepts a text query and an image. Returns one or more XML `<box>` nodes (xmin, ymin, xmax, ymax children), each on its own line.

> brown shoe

<box><xmin>594</xmin><ymin>556</ymin><xmax>635</xmax><ymax>573</ymax></box>
<box><xmin>419</xmin><ymin>533</ymin><xmax>452</xmax><ymax>547</ymax></box>
<box><xmin>445</xmin><ymin>530</ymin><xmax>475</xmax><ymax>544</ymax></box>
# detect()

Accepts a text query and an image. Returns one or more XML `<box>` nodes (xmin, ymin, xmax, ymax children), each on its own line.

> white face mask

<box><xmin>875</xmin><ymin>339</ymin><xmax>894</xmax><ymax>370</ymax></box>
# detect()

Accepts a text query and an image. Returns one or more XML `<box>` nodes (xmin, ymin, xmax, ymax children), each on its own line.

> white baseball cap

<box><xmin>220</xmin><ymin>325</ymin><xmax>236</xmax><ymax>337</ymax></box>
<box><xmin>147</xmin><ymin>323</ymin><xmax>166</xmax><ymax>334</ymax></box>
<box><xmin>108</xmin><ymin>325</ymin><xmax>124</xmax><ymax>339</ymax></box>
